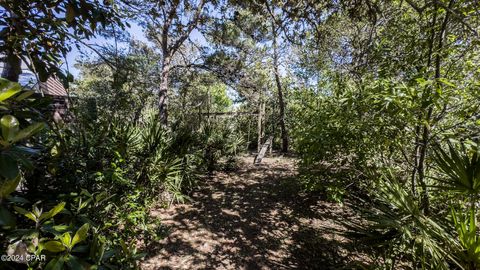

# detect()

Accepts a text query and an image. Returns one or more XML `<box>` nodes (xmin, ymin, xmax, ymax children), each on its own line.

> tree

<box><xmin>126</xmin><ymin>0</ymin><xmax>213</xmax><ymax>124</ymax></box>
<box><xmin>0</xmin><ymin>0</ymin><xmax>124</xmax><ymax>83</ymax></box>
<box><xmin>75</xmin><ymin>39</ymin><xmax>161</xmax><ymax>122</ymax></box>
<box><xmin>206</xmin><ymin>1</ymin><xmax>293</xmax><ymax>152</ymax></box>
<box><xmin>266</xmin><ymin>3</ymin><xmax>288</xmax><ymax>152</ymax></box>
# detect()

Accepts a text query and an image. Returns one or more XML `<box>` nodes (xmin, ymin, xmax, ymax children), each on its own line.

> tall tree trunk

<box><xmin>2</xmin><ymin>11</ymin><xmax>22</xmax><ymax>82</ymax></box>
<box><xmin>412</xmin><ymin>6</ymin><xmax>435</xmax><ymax>198</ymax></box>
<box><xmin>257</xmin><ymin>89</ymin><xmax>266</xmax><ymax>153</ymax></box>
<box><xmin>271</xmin><ymin>22</ymin><xmax>288</xmax><ymax>152</ymax></box>
<box><xmin>411</xmin><ymin>125</ymin><xmax>420</xmax><ymax>197</ymax></box>
<box><xmin>415</xmin><ymin>0</ymin><xmax>453</xmax><ymax>215</ymax></box>
<box><xmin>2</xmin><ymin>50</ymin><xmax>22</xmax><ymax>82</ymax></box>
<box><xmin>262</xmin><ymin>98</ymin><xmax>266</xmax><ymax>144</ymax></box>
<box><xmin>411</xmin><ymin>1</ymin><xmax>438</xmax><ymax>212</ymax></box>
<box><xmin>158</xmin><ymin>55</ymin><xmax>171</xmax><ymax>125</ymax></box>
<box><xmin>257</xmin><ymin>98</ymin><xmax>263</xmax><ymax>153</ymax></box>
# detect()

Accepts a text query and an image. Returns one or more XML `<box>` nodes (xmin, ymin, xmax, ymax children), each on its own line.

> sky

<box><xmin>62</xmin><ymin>22</ymin><xmax>242</xmax><ymax>102</ymax></box>
<box><xmin>64</xmin><ymin>22</ymin><xmax>207</xmax><ymax>78</ymax></box>
<box><xmin>64</xmin><ymin>22</ymin><xmax>147</xmax><ymax>77</ymax></box>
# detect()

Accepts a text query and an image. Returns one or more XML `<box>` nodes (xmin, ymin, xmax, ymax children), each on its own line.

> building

<box><xmin>1</xmin><ymin>60</ymin><xmax>70</xmax><ymax>120</ymax></box>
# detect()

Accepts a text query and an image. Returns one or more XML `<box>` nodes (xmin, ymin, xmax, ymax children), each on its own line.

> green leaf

<box><xmin>7</xmin><ymin>195</ymin><xmax>29</xmax><ymax>204</ymax></box>
<box><xmin>1</xmin><ymin>115</ymin><xmax>20</xmax><ymax>142</ymax></box>
<box><xmin>32</xmin><ymin>205</ymin><xmax>42</xmax><ymax>218</ymax></box>
<box><xmin>415</xmin><ymin>77</ymin><xmax>430</xmax><ymax>87</ymax></box>
<box><xmin>72</xmin><ymin>245</ymin><xmax>88</xmax><ymax>253</ymax></box>
<box><xmin>119</xmin><ymin>239</ymin><xmax>128</xmax><ymax>254</ymax></box>
<box><xmin>15</xmin><ymin>90</ymin><xmax>34</xmax><ymax>101</ymax></box>
<box><xmin>45</xmin><ymin>256</ymin><xmax>66</xmax><ymax>270</ymax></box>
<box><xmin>0</xmin><ymin>154</ymin><xmax>19</xmax><ymax>179</ymax></box>
<box><xmin>43</xmin><ymin>241</ymin><xmax>66</xmax><ymax>253</ymax></box>
<box><xmin>12</xmin><ymin>122</ymin><xmax>46</xmax><ymax>143</ymax></box>
<box><xmin>39</xmin><ymin>202</ymin><xmax>66</xmax><ymax>221</ymax></box>
<box><xmin>91</xmin><ymin>238</ymin><xmax>106</xmax><ymax>263</ymax></box>
<box><xmin>61</xmin><ymin>232</ymin><xmax>72</xmax><ymax>247</ymax></box>
<box><xmin>53</xmin><ymin>224</ymin><xmax>71</xmax><ymax>232</ymax></box>
<box><xmin>0</xmin><ymin>81</ymin><xmax>21</xmax><ymax>102</ymax></box>
<box><xmin>42</xmin><ymin>224</ymin><xmax>71</xmax><ymax>235</ymax></box>
<box><xmin>66</xmin><ymin>255</ymin><xmax>87</xmax><ymax>270</ymax></box>
<box><xmin>0</xmin><ymin>205</ymin><xmax>16</xmax><ymax>228</ymax></box>
<box><xmin>132</xmin><ymin>252</ymin><xmax>147</xmax><ymax>259</ymax></box>
<box><xmin>51</xmin><ymin>144</ymin><xmax>60</xmax><ymax>157</ymax></box>
<box><xmin>13</xmin><ymin>205</ymin><xmax>37</xmax><ymax>222</ymax></box>
<box><xmin>0</xmin><ymin>165</ymin><xmax>22</xmax><ymax>198</ymax></box>
<box><xmin>438</xmin><ymin>78</ymin><xmax>456</xmax><ymax>87</ymax></box>
<box><xmin>71</xmin><ymin>223</ymin><xmax>90</xmax><ymax>247</ymax></box>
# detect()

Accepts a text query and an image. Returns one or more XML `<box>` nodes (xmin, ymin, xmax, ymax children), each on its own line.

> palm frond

<box><xmin>432</xmin><ymin>141</ymin><xmax>480</xmax><ymax>195</ymax></box>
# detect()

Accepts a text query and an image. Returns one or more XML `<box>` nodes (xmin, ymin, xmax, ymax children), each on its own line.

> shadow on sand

<box><xmin>142</xmin><ymin>156</ymin><xmax>367</xmax><ymax>270</ymax></box>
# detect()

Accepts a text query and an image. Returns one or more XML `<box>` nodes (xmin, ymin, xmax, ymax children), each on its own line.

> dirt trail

<box><xmin>141</xmin><ymin>155</ymin><xmax>363</xmax><ymax>270</ymax></box>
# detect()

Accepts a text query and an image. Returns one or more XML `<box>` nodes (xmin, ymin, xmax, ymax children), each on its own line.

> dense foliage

<box><xmin>1</xmin><ymin>0</ymin><xmax>480</xmax><ymax>269</ymax></box>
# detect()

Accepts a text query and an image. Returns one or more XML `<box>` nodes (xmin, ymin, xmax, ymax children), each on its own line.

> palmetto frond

<box><xmin>432</xmin><ymin>141</ymin><xmax>480</xmax><ymax>195</ymax></box>
<box><xmin>346</xmin><ymin>174</ymin><xmax>457</xmax><ymax>269</ymax></box>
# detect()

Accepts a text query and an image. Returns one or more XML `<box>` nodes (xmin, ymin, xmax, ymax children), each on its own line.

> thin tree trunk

<box><xmin>2</xmin><ymin>10</ymin><xmax>22</xmax><ymax>82</ymax></box>
<box><xmin>180</xmin><ymin>87</ymin><xmax>187</xmax><ymax>121</ymax></box>
<box><xmin>207</xmin><ymin>88</ymin><xmax>211</xmax><ymax>122</ymax></box>
<box><xmin>2</xmin><ymin>50</ymin><xmax>22</xmax><ymax>82</ymax></box>
<box><xmin>257</xmin><ymin>98</ymin><xmax>263</xmax><ymax>153</ymax></box>
<box><xmin>158</xmin><ymin>55</ymin><xmax>170</xmax><ymax>125</ymax></box>
<box><xmin>411</xmin><ymin>125</ymin><xmax>420</xmax><ymax>197</ymax></box>
<box><xmin>411</xmin><ymin>1</ymin><xmax>438</xmax><ymax>208</ymax></box>
<box><xmin>262</xmin><ymin>98</ymin><xmax>266</xmax><ymax>144</ymax></box>
<box><xmin>271</xmin><ymin>22</ymin><xmax>288</xmax><ymax>152</ymax></box>
<box><xmin>247</xmin><ymin>117</ymin><xmax>251</xmax><ymax>148</ymax></box>
<box><xmin>418</xmin><ymin>121</ymin><xmax>431</xmax><ymax>214</ymax></box>
<box><xmin>416</xmin><ymin>0</ymin><xmax>454</xmax><ymax>215</ymax></box>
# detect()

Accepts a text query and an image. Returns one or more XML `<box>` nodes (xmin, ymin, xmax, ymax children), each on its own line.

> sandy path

<box><xmin>141</xmin><ymin>155</ymin><xmax>363</xmax><ymax>270</ymax></box>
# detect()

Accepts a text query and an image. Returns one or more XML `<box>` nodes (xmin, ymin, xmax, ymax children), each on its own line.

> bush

<box><xmin>0</xmin><ymin>80</ymin><xmax>164</xmax><ymax>269</ymax></box>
